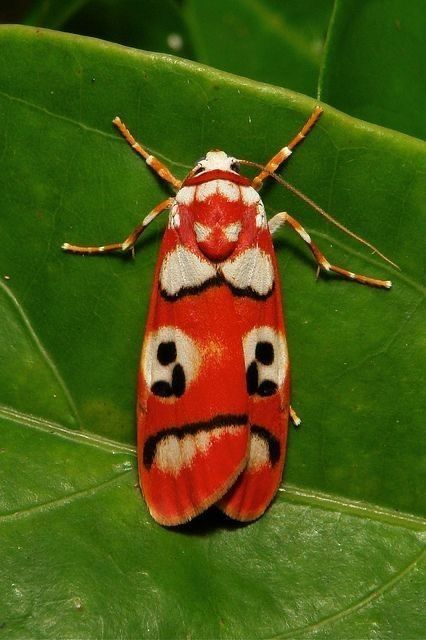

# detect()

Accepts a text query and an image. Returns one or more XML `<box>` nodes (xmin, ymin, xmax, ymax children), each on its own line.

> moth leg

<box><xmin>252</xmin><ymin>106</ymin><xmax>323</xmax><ymax>191</ymax></box>
<box><xmin>113</xmin><ymin>117</ymin><xmax>182</xmax><ymax>190</ymax></box>
<box><xmin>62</xmin><ymin>197</ymin><xmax>173</xmax><ymax>255</ymax></box>
<box><xmin>269</xmin><ymin>212</ymin><xmax>392</xmax><ymax>289</ymax></box>
<box><xmin>290</xmin><ymin>406</ymin><xmax>301</xmax><ymax>427</ymax></box>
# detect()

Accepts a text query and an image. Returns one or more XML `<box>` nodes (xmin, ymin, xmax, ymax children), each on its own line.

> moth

<box><xmin>63</xmin><ymin>107</ymin><xmax>393</xmax><ymax>525</ymax></box>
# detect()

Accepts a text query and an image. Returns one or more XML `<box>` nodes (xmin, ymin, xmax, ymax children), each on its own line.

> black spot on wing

<box><xmin>151</xmin><ymin>381</ymin><xmax>174</xmax><ymax>397</ymax></box>
<box><xmin>257</xmin><ymin>380</ymin><xmax>278</xmax><ymax>397</ymax></box>
<box><xmin>171</xmin><ymin>364</ymin><xmax>186</xmax><ymax>397</ymax></box>
<box><xmin>255</xmin><ymin>341</ymin><xmax>274</xmax><ymax>365</ymax></box>
<box><xmin>246</xmin><ymin>361</ymin><xmax>259</xmax><ymax>396</ymax></box>
<box><xmin>157</xmin><ymin>341</ymin><xmax>177</xmax><ymax>365</ymax></box>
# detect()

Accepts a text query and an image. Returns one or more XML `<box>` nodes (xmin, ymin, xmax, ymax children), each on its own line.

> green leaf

<box><xmin>0</xmin><ymin>25</ymin><xmax>424</xmax><ymax>638</ymax></box>
<box><xmin>184</xmin><ymin>0</ymin><xmax>334</xmax><ymax>96</ymax></box>
<box><xmin>25</xmin><ymin>0</ymin><xmax>194</xmax><ymax>59</ymax></box>
<box><xmin>318</xmin><ymin>0</ymin><xmax>426</xmax><ymax>139</ymax></box>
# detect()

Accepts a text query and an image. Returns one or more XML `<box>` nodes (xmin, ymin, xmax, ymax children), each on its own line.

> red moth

<box><xmin>63</xmin><ymin>107</ymin><xmax>393</xmax><ymax>526</ymax></box>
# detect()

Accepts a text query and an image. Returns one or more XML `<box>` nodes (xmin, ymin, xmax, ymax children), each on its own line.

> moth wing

<box><xmin>219</xmin><ymin>233</ymin><xmax>290</xmax><ymax>521</ymax></box>
<box><xmin>138</xmin><ymin>228</ymin><xmax>250</xmax><ymax>526</ymax></box>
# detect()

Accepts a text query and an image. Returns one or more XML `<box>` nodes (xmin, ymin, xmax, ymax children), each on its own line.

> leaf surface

<box><xmin>318</xmin><ymin>0</ymin><xmax>426</xmax><ymax>138</ymax></box>
<box><xmin>0</xmin><ymin>25</ymin><xmax>424</xmax><ymax>639</ymax></box>
<box><xmin>25</xmin><ymin>0</ymin><xmax>194</xmax><ymax>59</ymax></box>
<box><xmin>184</xmin><ymin>0</ymin><xmax>333</xmax><ymax>96</ymax></box>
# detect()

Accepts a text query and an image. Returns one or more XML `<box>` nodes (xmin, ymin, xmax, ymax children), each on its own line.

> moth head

<box><xmin>193</xmin><ymin>151</ymin><xmax>240</xmax><ymax>175</ymax></box>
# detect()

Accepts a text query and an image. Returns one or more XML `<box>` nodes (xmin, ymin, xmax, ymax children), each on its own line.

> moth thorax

<box><xmin>193</xmin><ymin>219</ymin><xmax>242</xmax><ymax>262</ymax></box>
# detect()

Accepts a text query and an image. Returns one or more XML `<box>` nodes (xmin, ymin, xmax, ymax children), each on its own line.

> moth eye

<box><xmin>192</xmin><ymin>157</ymin><xmax>206</xmax><ymax>175</ymax></box>
<box><xmin>143</xmin><ymin>327</ymin><xmax>201</xmax><ymax>400</ymax></box>
<box><xmin>243</xmin><ymin>327</ymin><xmax>288</xmax><ymax>397</ymax></box>
<box><xmin>230</xmin><ymin>161</ymin><xmax>240</xmax><ymax>173</ymax></box>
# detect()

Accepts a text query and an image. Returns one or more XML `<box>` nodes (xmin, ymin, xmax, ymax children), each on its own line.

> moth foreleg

<box><xmin>113</xmin><ymin>117</ymin><xmax>182</xmax><ymax>190</ymax></box>
<box><xmin>252</xmin><ymin>107</ymin><xmax>323</xmax><ymax>191</ymax></box>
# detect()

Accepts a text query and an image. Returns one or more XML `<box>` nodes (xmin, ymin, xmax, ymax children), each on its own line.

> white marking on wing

<box><xmin>155</xmin><ymin>427</ymin><xmax>226</xmax><ymax>475</ymax></box>
<box><xmin>243</xmin><ymin>326</ymin><xmax>288</xmax><ymax>389</ymax></box>
<box><xmin>221</xmin><ymin>247</ymin><xmax>274</xmax><ymax>296</ymax></box>
<box><xmin>142</xmin><ymin>326</ymin><xmax>201</xmax><ymax>391</ymax></box>
<box><xmin>246</xmin><ymin>434</ymin><xmax>270</xmax><ymax>471</ymax></box>
<box><xmin>160</xmin><ymin>245</ymin><xmax>217</xmax><ymax>295</ymax></box>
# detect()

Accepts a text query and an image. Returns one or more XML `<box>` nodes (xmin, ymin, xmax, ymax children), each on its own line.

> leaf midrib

<box><xmin>2</xmin><ymin>404</ymin><xmax>424</xmax><ymax>531</ymax></box>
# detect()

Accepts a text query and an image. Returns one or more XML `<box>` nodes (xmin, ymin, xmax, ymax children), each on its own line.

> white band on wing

<box><xmin>160</xmin><ymin>245</ymin><xmax>274</xmax><ymax>298</ymax></box>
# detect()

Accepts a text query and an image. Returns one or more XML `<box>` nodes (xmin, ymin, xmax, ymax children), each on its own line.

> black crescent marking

<box><xmin>251</xmin><ymin>425</ymin><xmax>281</xmax><ymax>466</ymax></box>
<box><xmin>159</xmin><ymin>276</ymin><xmax>221</xmax><ymax>301</ymax></box>
<box><xmin>160</xmin><ymin>274</ymin><xmax>274</xmax><ymax>301</ymax></box>
<box><xmin>143</xmin><ymin>413</ymin><xmax>248</xmax><ymax>469</ymax></box>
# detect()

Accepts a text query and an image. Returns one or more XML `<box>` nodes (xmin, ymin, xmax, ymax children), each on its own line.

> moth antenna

<box><xmin>239</xmin><ymin>159</ymin><xmax>399</xmax><ymax>270</ymax></box>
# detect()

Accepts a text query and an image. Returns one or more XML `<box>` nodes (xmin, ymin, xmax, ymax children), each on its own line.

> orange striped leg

<box><xmin>62</xmin><ymin>198</ymin><xmax>173</xmax><ymax>255</ymax></box>
<box><xmin>269</xmin><ymin>212</ymin><xmax>392</xmax><ymax>289</ymax></box>
<box><xmin>290</xmin><ymin>406</ymin><xmax>301</xmax><ymax>427</ymax></box>
<box><xmin>113</xmin><ymin>117</ymin><xmax>182</xmax><ymax>190</ymax></box>
<box><xmin>252</xmin><ymin>106</ymin><xmax>323</xmax><ymax>191</ymax></box>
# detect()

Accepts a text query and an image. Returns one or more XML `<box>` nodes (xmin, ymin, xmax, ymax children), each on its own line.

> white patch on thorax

<box><xmin>240</xmin><ymin>186</ymin><xmax>260</xmax><ymax>206</ymax></box>
<box><xmin>193</xmin><ymin>221</ymin><xmax>211</xmax><ymax>242</ymax></box>
<box><xmin>224</xmin><ymin>221</ymin><xmax>242</xmax><ymax>242</ymax></box>
<box><xmin>217</xmin><ymin>180</ymin><xmax>240</xmax><ymax>201</ymax></box>
<box><xmin>168</xmin><ymin>202</ymin><xmax>180</xmax><ymax>229</ymax></box>
<box><xmin>196</xmin><ymin>180</ymin><xmax>240</xmax><ymax>202</ymax></box>
<box><xmin>255</xmin><ymin>202</ymin><xmax>267</xmax><ymax>228</ymax></box>
<box><xmin>175</xmin><ymin>185</ymin><xmax>196</xmax><ymax>205</ymax></box>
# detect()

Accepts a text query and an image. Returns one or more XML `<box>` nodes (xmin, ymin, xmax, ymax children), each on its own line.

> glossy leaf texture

<box><xmin>318</xmin><ymin>0</ymin><xmax>426</xmax><ymax>139</ymax></box>
<box><xmin>0</xmin><ymin>25</ymin><xmax>425</xmax><ymax>639</ymax></box>
<box><xmin>24</xmin><ymin>0</ymin><xmax>333</xmax><ymax>98</ymax></box>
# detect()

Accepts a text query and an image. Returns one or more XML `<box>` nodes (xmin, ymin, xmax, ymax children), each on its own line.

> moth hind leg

<box><xmin>289</xmin><ymin>406</ymin><xmax>301</xmax><ymax>427</ymax></box>
<box><xmin>269</xmin><ymin>212</ymin><xmax>392</xmax><ymax>289</ymax></box>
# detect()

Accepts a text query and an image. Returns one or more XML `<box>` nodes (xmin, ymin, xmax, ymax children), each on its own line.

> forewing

<box><xmin>138</xmin><ymin>227</ymin><xmax>249</xmax><ymax>526</ymax></box>
<box><xmin>219</xmin><ymin>229</ymin><xmax>290</xmax><ymax>521</ymax></box>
